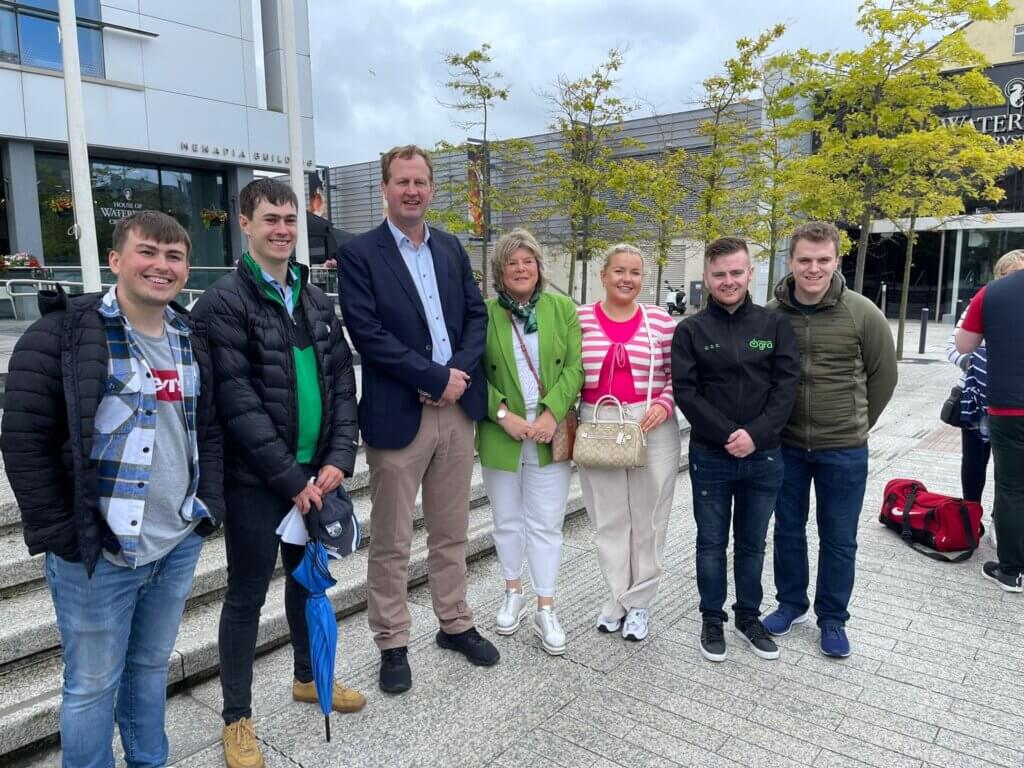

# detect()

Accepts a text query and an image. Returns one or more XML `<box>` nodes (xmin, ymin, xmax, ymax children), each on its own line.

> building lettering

<box><xmin>177</xmin><ymin>140</ymin><xmax>311</xmax><ymax>167</ymax></box>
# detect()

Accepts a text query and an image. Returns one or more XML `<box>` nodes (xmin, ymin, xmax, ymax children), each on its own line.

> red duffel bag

<box><xmin>879</xmin><ymin>479</ymin><xmax>984</xmax><ymax>562</ymax></box>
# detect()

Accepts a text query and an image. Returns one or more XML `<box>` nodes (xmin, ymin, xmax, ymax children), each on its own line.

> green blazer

<box><xmin>477</xmin><ymin>292</ymin><xmax>584</xmax><ymax>471</ymax></box>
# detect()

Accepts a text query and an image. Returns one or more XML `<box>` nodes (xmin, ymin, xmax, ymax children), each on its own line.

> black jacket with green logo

<box><xmin>672</xmin><ymin>295</ymin><xmax>800</xmax><ymax>452</ymax></box>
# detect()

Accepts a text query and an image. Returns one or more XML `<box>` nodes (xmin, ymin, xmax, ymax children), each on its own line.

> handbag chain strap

<box><xmin>508</xmin><ymin>311</ymin><xmax>547</xmax><ymax>398</ymax></box>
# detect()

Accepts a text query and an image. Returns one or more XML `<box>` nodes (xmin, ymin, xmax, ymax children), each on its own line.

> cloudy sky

<box><xmin>307</xmin><ymin>0</ymin><xmax>867</xmax><ymax>167</ymax></box>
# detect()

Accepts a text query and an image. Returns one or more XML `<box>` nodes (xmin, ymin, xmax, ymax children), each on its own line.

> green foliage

<box><xmin>533</xmin><ymin>49</ymin><xmax>636</xmax><ymax>298</ymax></box>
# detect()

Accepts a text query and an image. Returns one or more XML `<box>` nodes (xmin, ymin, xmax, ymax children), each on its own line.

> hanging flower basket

<box><xmin>200</xmin><ymin>207</ymin><xmax>228</xmax><ymax>229</ymax></box>
<box><xmin>46</xmin><ymin>195</ymin><xmax>73</xmax><ymax>215</ymax></box>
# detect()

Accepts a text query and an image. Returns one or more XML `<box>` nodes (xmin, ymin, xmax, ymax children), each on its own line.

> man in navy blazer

<box><xmin>338</xmin><ymin>145</ymin><xmax>497</xmax><ymax>694</ymax></box>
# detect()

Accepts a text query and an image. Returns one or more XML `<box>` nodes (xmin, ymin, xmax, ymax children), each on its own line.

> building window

<box><xmin>35</xmin><ymin>154</ymin><xmax>231</xmax><ymax>274</ymax></box>
<box><xmin>1015</xmin><ymin>24</ymin><xmax>1024</xmax><ymax>55</ymax></box>
<box><xmin>0</xmin><ymin>155</ymin><xmax>10</xmax><ymax>256</ymax></box>
<box><xmin>0</xmin><ymin>1</ymin><xmax>104</xmax><ymax>78</ymax></box>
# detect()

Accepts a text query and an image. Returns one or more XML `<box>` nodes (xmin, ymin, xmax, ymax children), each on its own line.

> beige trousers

<box><xmin>579</xmin><ymin>402</ymin><xmax>681</xmax><ymax>620</ymax></box>
<box><xmin>366</xmin><ymin>405</ymin><xmax>475</xmax><ymax>649</ymax></box>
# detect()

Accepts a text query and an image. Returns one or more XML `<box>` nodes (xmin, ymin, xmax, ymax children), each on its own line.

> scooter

<box><xmin>664</xmin><ymin>283</ymin><xmax>686</xmax><ymax>315</ymax></box>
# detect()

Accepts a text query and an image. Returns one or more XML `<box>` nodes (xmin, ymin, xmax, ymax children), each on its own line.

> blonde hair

<box><xmin>491</xmin><ymin>228</ymin><xmax>547</xmax><ymax>296</ymax></box>
<box><xmin>601</xmin><ymin>243</ymin><xmax>645</xmax><ymax>272</ymax></box>
<box><xmin>993</xmin><ymin>249</ymin><xmax>1024</xmax><ymax>279</ymax></box>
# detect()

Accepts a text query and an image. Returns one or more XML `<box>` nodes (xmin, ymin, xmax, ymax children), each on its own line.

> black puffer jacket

<box><xmin>191</xmin><ymin>262</ymin><xmax>358</xmax><ymax>499</ymax></box>
<box><xmin>0</xmin><ymin>290</ymin><xmax>224</xmax><ymax>576</ymax></box>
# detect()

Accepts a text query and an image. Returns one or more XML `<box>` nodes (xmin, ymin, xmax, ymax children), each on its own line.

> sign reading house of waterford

<box><xmin>940</xmin><ymin>61</ymin><xmax>1024</xmax><ymax>144</ymax></box>
<box><xmin>178</xmin><ymin>142</ymin><xmax>314</xmax><ymax>168</ymax></box>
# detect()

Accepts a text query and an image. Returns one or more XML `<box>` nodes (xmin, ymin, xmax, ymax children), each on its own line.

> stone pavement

<box><xmin>11</xmin><ymin>319</ymin><xmax>1024</xmax><ymax>768</ymax></box>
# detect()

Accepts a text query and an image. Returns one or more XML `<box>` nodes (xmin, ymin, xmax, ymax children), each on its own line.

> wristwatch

<box><xmin>496</xmin><ymin>405</ymin><xmax>509</xmax><ymax>420</ymax></box>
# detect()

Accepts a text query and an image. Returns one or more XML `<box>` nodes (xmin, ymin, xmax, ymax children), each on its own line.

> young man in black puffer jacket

<box><xmin>191</xmin><ymin>178</ymin><xmax>363</xmax><ymax>768</ymax></box>
<box><xmin>1</xmin><ymin>211</ymin><xmax>224</xmax><ymax>768</ymax></box>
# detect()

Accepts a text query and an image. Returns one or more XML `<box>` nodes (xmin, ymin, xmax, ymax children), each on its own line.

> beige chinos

<box><xmin>579</xmin><ymin>401</ymin><xmax>681</xmax><ymax>621</ymax></box>
<box><xmin>366</xmin><ymin>405</ymin><xmax>476</xmax><ymax>649</ymax></box>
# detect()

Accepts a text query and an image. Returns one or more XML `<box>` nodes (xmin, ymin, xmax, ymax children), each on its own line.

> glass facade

<box><xmin>0</xmin><ymin>1</ymin><xmax>104</xmax><ymax>77</ymax></box>
<box><xmin>35</xmin><ymin>153</ymin><xmax>231</xmax><ymax>280</ymax></box>
<box><xmin>0</xmin><ymin>155</ymin><xmax>9</xmax><ymax>255</ymax></box>
<box><xmin>945</xmin><ymin>228</ymin><xmax>1024</xmax><ymax>317</ymax></box>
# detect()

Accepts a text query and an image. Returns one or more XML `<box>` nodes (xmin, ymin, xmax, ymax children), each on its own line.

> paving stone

<box><xmin>835</xmin><ymin>715</ymin><xmax>1009</xmax><ymax>768</ymax></box>
<box><xmin>935</xmin><ymin>729</ymin><xmax>1024</xmax><ymax>768</ymax></box>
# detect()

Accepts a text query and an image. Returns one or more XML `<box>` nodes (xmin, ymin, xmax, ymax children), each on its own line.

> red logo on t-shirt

<box><xmin>152</xmin><ymin>369</ymin><xmax>182</xmax><ymax>402</ymax></box>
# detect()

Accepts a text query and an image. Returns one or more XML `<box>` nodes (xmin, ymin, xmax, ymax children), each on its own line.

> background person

<box><xmin>478</xmin><ymin>229</ymin><xmax>584</xmax><ymax>656</ymax></box>
<box><xmin>577</xmin><ymin>244</ymin><xmax>679</xmax><ymax>642</ymax></box>
<box><xmin>764</xmin><ymin>221</ymin><xmax>897</xmax><ymax>658</ymax></box>
<box><xmin>673</xmin><ymin>237</ymin><xmax>799</xmax><ymax>663</ymax></box>
<box><xmin>955</xmin><ymin>250</ymin><xmax>1024</xmax><ymax>594</ymax></box>
<box><xmin>1</xmin><ymin>212</ymin><xmax>224</xmax><ymax>768</ymax></box>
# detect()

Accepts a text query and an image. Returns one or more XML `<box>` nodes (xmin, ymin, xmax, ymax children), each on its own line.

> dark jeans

<box><xmin>689</xmin><ymin>445</ymin><xmax>785</xmax><ymax>624</ymax></box>
<box><xmin>219</xmin><ymin>482</ymin><xmax>312</xmax><ymax>724</ymax></box>
<box><xmin>960</xmin><ymin>427</ymin><xmax>991</xmax><ymax>503</ymax></box>
<box><xmin>989</xmin><ymin>415</ymin><xmax>1024</xmax><ymax>575</ymax></box>
<box><xmin>773</xmin><ymin>445</ymin><xmax>868</xmax><ymax>628</ymax></box>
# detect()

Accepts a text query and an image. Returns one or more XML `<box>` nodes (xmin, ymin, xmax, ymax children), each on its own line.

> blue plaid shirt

<box><xmin>91</xmin><ymin>287</ymin><xmax>210</xmax><ymax>566</ymax></box>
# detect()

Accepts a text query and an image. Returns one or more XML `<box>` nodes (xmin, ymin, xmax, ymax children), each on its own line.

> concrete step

<box><xmin>0</xmin><ymin>459</ymin><xmax>486</xmax><ymax>668</ymax></box>
<box><xmin>0</xmin><ymin>427</ymin><xmax>690</xmax><ymax>758</ymax></box>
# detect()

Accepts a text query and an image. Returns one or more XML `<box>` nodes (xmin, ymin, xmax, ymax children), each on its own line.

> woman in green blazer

<box><xmin>479</xmin><ymin>229</ymin><xmax>584</xmax><ymax>656</ymax></box>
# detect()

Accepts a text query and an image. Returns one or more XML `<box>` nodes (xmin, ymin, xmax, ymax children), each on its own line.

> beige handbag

<box><xmin>572</xmin><ymin>304</ymin><xmax>656</xmax><ymax>469</ymax></box>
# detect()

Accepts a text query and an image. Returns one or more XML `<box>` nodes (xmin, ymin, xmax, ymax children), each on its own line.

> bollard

<box><xmin>880</xmin><ymin>283</ymin><xmax>887</xmax><ymax>315</ymax></box>
<box><xmin>918</xmin><ymin>307</ymin><xmax>929</xmax><ymax>354</ymax></box>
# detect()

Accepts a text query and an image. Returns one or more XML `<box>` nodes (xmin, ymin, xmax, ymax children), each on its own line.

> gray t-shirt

<box><xmin>104</xmin><ymin>327</ymin><xmax>196</xmax><ymax>567</ymax></box>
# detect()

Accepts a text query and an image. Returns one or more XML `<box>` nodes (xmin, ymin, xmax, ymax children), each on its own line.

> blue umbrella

<box><xmin>291</xmin><ymin>513</ymin><xmax>338</xmax><ymax>742</ymax></box>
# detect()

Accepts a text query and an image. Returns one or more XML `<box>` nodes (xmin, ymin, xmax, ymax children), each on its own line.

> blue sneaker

<box><xmin>762</xmin><ymin>605</ymin><xmax>810</xmax><ymax>637</ymax></box>
<box><xmin>820</xmin><ymin>624</ymin><xmax>851</xmax><ymax>658</ymax></box>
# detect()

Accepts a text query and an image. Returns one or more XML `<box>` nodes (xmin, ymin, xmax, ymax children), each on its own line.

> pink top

<box><xmin>582</xmin><ymin>303</ymin><xmax>640</xmax><ymax>404</ymax></box>
<box><xmin>578</xmin><ymin>301</ymin><xmax>676</xmax><ymax>418</ymax></box>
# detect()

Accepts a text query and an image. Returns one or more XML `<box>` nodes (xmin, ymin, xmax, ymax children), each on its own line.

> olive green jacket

<box><xmin>767</xmin><ymin>272</ymin><xmax>897</xmax><ymax>450</ymax></box>
<box><xmin>477</xmin><ymin>293</ymin><xmax>584</xmax><ymax>471</ymax></box>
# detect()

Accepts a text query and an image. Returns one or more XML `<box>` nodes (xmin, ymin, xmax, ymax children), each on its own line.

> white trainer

<box><xmin>533</xmin><ymin>607</ymin><xmax>567</xmax><ymax>655</ymax></box>
<box><xmin>596</xmin><ymin>614</ymin><xmax>623</xmax><ymax>633</ymax></box>
<box><xmin>622</xmin><ymin>608</ymin><xmax>649</xmax><ymax>641</ymax></box>
<box><xmin>495</xmin><ymin>589</ymin><xmax>528</xmax><ymax>635</ymax></box>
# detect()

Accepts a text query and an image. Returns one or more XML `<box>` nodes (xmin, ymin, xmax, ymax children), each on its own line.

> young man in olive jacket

<box><xmin>764</xmin><ymin>222</ymin><xmax>897</xmax><ymax>658</ymax></box>
<box><xmin>192</xmin><ymin>179</ymin><xmax>363</xmax><ymax>768</ymax></box>
<box><xmin>1</xmin><ymin>211</ymin><xmax>224</xmax><ymax>768</ymax></box>
<box><xmin>672</xmin><ymin>237</ymin><xmax>800</xmax><ymax>663</ymax></box>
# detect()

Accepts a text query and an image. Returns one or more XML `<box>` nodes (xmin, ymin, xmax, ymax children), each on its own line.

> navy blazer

<box><xmin>337</xmin><ymin>220</ymin><xmax>488</xmax><ymax>450</ymax></box>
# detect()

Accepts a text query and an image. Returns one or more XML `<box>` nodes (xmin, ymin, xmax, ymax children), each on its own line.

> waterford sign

<box><xmin>939</xmin><ymin>62</ymin><xmax>1024</xmax><ymax>145</ymax></box>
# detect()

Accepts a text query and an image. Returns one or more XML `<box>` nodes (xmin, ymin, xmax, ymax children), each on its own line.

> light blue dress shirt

<box><xmin>387</xmin><ymin>218</ymin><xmax>453</xmax><ymax>366</ymax></box>
<box><xmin>260</xmin><ymin>264</ymin><xmax>297</xmax><ymax>318</ymax></box>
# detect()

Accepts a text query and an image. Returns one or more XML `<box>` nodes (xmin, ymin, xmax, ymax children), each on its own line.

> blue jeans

<box><xmin>45</xmin><ymin>532</ymin><xmax>203</xmax><ymax>768</ymax></box>
<box><xmin>772</xmin><ymin>445</ymin><xmax>868</xmax><ymax>627</ymax></box>
<box><xmin>689</xmin><ymin>445</ymin><xmax>784</xmax><ymax>623</ymax></box>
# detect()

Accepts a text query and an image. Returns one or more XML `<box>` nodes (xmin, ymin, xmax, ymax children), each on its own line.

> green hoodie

<box><xmin>767</xmin><ymin>272</ymin><xmax>898</xmax><ymax>451</ymax></box>
<box><xmin>243</xmin><ymin>253</ymin><xmax>323</xmax><ymax>464</ymax></box>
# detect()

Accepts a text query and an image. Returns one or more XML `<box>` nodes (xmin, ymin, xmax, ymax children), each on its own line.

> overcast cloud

<box><xmin>308</xmin><ymin>1</ymin><xmax>867</xmax><ymax>167</ymax></box>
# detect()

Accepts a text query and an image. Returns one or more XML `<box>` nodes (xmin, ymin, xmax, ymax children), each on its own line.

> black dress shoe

<box><xmin>379</xmin><ymin>647</ymin><xmax>412</xmax><ymax>693</ymax></box>
<box><xmin>435</xmin><ymin>626</ymin><xmax>500</xmax><ymax>666</ymax></box>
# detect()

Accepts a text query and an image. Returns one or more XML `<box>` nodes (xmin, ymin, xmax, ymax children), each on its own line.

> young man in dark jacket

<box><xmin>1</xmin><ymin>211</ymin><xmax>224</xmax><ymax>768</ymax></box>
<box><xmin>672</xmin><ymin>236</ymin><xmax>800</xmax><ymax>663</ymax></box>
<box><xmin>191</xmin><ymin>178</ymin><xmax>363</xmax><ymax>768</ymax></box>
<box><xmin>764</xmin><ymin>222</ymin><xmax>897</xmax><ymax>658</ymax></box>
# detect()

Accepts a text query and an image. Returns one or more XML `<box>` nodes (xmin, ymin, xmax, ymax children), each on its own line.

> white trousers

<box><xmin>579</xmin><ymin>402</ymin><xmax>681</xmax><ymax>619</ymax></box>
<box><xmin>482</xmin><ymin>447</ymin><xmax>572</xmax><ymax>598</ymax></box>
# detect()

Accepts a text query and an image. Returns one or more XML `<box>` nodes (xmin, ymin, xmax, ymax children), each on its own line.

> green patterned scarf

<box><xmin>498</xmin><ymin>289</ymin><xmax>540</xmax><ymax>334</ymax></box>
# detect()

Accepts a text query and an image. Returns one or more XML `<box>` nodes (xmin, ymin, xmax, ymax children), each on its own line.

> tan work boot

<box><xmin>292</xmin><ymin>678</ymin><xmax>367</xmax><ymax>713</ymax></box>
<box><xmin>222</xmin><ymin>717</ymin><xmax>264</xmax><ymax>768</ymax></box>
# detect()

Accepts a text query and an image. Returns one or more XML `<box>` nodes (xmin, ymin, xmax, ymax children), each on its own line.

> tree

<box><xmin>609</xmin><ymin>147</ymin><xmax>689</xmax><ymax>304</ymax></box>
<box><xmin>791</xmin><ymin>0</ymin><xmax>1012</xmax><ymax>295</ymax></box>
<box><xmin>432</xmin><ymin>43</ymin><xmax>512</xmax><ymax>296</ymax></box>
<box><xmin>535</xmin><ymin>49</ymin><xmax>636</xmax><ymax>300</ymax></box>
<box><xmin>692</xmin><ymin>25</ymin><xmax>787</xmax><ymax>246</ymax></box>
<box><xmin>873</xmin><ymin>126</ymin><xmax>1024</xmax><ymax>358</ymax></box>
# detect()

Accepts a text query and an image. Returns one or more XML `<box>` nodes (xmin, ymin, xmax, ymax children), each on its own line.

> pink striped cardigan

<box><xmin>577</xmin><ymin>302</ymin><xmax>676</xmax><ymax>418</ymax></box>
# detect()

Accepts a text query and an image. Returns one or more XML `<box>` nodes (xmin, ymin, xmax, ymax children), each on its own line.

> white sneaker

<box><xmin>622</xmin><ymin>608</ymin><xmax>649</xmax><ymax>641</ymax></box>
<box><xmin>596</xmin><ymin>614</ymin><xmax>623</xmax><ymax>633</ymax></box>
<box><xmin>533</xmin><ymin>607</ymin><xmax>567</xmax><ymax>655</ymax></box>
<box><xmin>495</xmin><ymin>589</ymin><xmax>528</xmax><ymax>635</ymax></box>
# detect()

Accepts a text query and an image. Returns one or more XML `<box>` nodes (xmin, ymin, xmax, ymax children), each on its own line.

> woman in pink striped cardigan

<box><xmin>578</xmin><ymin>244</ymin><xmax>680</xmax><ymax>642</ymax></box>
